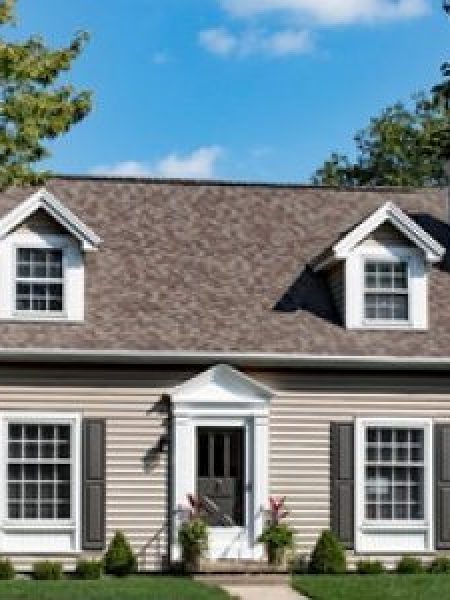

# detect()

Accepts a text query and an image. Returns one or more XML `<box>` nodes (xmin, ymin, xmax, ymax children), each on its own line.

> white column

<box><xmin>252</xmin><ymin>413</ymin><xmax>269</xmax><ymax>559</ymax></box>
<box><xmin>171</xmin><ymin>412</ymin><xmax>195</xmax><ymax>561</ymax></box>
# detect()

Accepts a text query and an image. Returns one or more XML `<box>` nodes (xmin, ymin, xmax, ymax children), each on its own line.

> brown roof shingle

<box><xmin>0</xmin><ymin>176</ymin><xmax>448</xmax><ymax>358</ymax></box>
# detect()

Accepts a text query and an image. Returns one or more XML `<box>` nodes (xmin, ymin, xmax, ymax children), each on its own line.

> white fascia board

<box><xmin>333</xmin><ymin>202</ymin><xmax>445</xmax><ymax>263</ymax></box>
<box><xmin>1</xmin><ymin>348</ymin><xmax>450</xmax><ymax>370</ymax></box>
<box><xmin>0</xmin><ymin>188</ymin><xmax>102</xmax><ymax>251</ymax></box>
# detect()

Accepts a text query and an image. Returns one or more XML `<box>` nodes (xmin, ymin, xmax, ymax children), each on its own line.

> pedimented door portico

<box><xmin>170</xmin><ymin>365</ymin><xmax>272</xmax><ymax>561</ymax></box>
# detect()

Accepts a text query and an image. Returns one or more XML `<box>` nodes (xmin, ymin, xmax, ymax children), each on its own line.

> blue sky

<box><xmin>6</xmin><ymin>0</ymin><xmax>449</xmax><ymax>182</ymax></box>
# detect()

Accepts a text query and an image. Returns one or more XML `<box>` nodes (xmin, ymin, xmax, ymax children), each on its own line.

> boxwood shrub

<box><xmin>74</xmin><ymin>558</ymin><xmax>103</xmax><ymax>579</ymax></box>
<box><xmin>0</xmin><ymin>558</ymin><xmax>15</xmax><ymax>580</ymax></box>
<box><xmin>396</xmin><ymin>555</ymin><xmax>424</xmax><ymax>574</ymax></box>
<box><xmin>429</xmin><ymin>556</ymin><xmax>450</xmax><ymax>574</ymax></box>
<box><xmin>104</xmin><ymin>531</ymin><xmax>137</xmax><ymax>576</ymax></box>
<box><xmin>356</xmin><ymin>559</ymin><xmax>385</xmax><ymax>575</ymax></box>
<box><xmin>32</xmin><ymin>560</ymin><xmax>63</xmax><ymax>580</ymax></box>
<box><xmin>308</xmin><ymin>530</ymin><xmax>346</xmax><ymax>574</ymax></box>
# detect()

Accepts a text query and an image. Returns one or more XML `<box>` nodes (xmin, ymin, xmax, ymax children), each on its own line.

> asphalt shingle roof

<box><xmin>0</xmin><ymin>176</ymin><xmax>448</xmax><ymax>357</ymax></box>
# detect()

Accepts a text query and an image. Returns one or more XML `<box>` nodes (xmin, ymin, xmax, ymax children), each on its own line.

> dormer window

<box><xmin>312</xmin><ymin>202</ymin><xmax>445</xmax><ymax>331</ymax></box>
<box><xmin>15</xmin><ymin>248</ymin><xmax>64</xmax><ymax>314</ymax></box>
<box><xmin>0</xmin><ymin>188</ymin><xmax>101</xmax><ymax>322</ymax></box>
<box><xmin>364</xmin><ymin>260</ymin><xmax>409</xmax><ymax>323</ymax></box>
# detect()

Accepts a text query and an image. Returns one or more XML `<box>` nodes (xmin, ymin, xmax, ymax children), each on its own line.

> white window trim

<box><xmin>355</xmin><ymin>417</ymin><xmax>433</xmax><ymax>553</ymax></box>
<box><xmin>0</xmin><ymin>232</ymin><xmax>85</xmax><ymax>322</ymax></box>
<box><xmin>362</xmin><ymin>258</ymin><xmax>411</xmax><ymax>327</ymax></box>
<box><xmin>0</xmin><ymin>411</ymin><xmax>81</xmax><ymax>554</ymax></box>
<box><xmin>345</xmin><ymin>245</ymin><xmax>428</xmax><ymax>330</ymax></box>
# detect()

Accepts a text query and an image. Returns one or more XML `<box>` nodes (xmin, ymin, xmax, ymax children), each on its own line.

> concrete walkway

<box><xmin>223</xmin><ymin>584</ymin><xmax>307</xmax><ymax>600</ymax></box>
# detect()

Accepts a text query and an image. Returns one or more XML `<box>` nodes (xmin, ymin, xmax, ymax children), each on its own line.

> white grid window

<box><xmin>7</xmin><ymin>423</ymin><xmax>71</xmax><ymax>520</ymax></box>
<box><xmin>15</xmin><ymin>248</ymin><xmax>64</xmax><ymax>313</ymax></box>
<box><xmin>364</xmin><ymin>261</ymin><xmax>409</xmax><ymax>322</ymax></box>
<box><xmin>364</xmin><ymin>427</ymin><xmax>424</xmax><ymax>521</ymax></box>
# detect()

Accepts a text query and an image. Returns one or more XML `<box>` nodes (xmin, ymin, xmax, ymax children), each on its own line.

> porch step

<box><xmin>195</xmin><ymin>573</ymin><xmax>290</xmax><ymax>586</ymax></box>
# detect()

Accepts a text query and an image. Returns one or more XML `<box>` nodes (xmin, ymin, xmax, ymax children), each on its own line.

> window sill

<box><xmin>2</xmin><ymin>521</ymin><xmax>76</xmax><ymax>532</ymax></box>
<box><xmin>361</xmin><ymin>521</ymin><xmax>428</xmax><ymax>532</ymax></box>
<box><xmin>0</xmin><ymin>318</ymin><xmax>84</xmax><ymax>325</ymax></box>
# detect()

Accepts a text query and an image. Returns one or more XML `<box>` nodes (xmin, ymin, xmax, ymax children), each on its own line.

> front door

<box><xmin>197</xmin><ymin>427</ymin><xmax>245</xmax><ymax>528</ymax></box>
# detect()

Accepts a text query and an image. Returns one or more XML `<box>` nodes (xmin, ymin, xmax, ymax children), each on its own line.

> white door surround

<box><xmin>170</xmin><ymin>364</ymin><xmax>272</xmax><ymax>561</ymax></box>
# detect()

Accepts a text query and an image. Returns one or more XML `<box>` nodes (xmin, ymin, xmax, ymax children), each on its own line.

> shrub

<box><xmin>429</xmin><ymin>556</ymin><xmax>450</xmax><ymax>574</ymax></box>
<box><xmin>356</xmin><ymin>559</ymin><xmax>385</xmax><ymax>574</ymax></box>
<box><xmin>0</xmin><ymin>559</ymin><xmax>15</xmax><ymax>580</ymax></box>
<box><xmin>308</xmin><ymin>530</ymin><xmax>346</xmax><ymax>574</ymax></box>
<box><xmin>32</xmin><ymin>561</ymin><xmax>63</xmax><ymax>580</ymax></box>
<box><xmin>178</xmin><ymin>518</ymin><xmax>208</xmax><ymax>571</ymax></box>
<box><xmin>396</xmin><ymin>555</ymin><xmax>424</xmax><ymax>574</ymax></box>
<box><xmin>104</xmin><ymin>531</ymin><xmax>137</xmax><ymax>577</ymax></box>
<box><xmin>289</xmin><ymin>554</ymin><xmax>308</xmax><ymax>574</ymax></box>
<box><xmin>74</xmin><ymin>559</ymin><xmax>103</xmax><ymax>579</ymax></box>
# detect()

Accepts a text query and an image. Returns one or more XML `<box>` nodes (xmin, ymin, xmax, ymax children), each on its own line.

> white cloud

<box><xmin>90</xmin><ymin>146</ymin><xmax>224</xmax><ymax>180</ymax></box>
<box><xmin>198</xmin><ymin>28</ymin><xmax>237</xmax><ymax>56</ymax></box>
<box><xmin>90</xmin><ymin>160</ymin><xmax>152</xmax><ymax>177</ymax></box>
<box><xmin>154</xmin><ymin>146</ymin><xmax>223</xmax><ymax>178</ymax></box>
<box><xmin>220</xmin><ymin>0</ymin><xmax>428</xmax><ymax>25</ymax></box>
<box><xmin>199</xmin><ymin>27</ymin><xmax>313</xmax><ymax>57</ymax></box>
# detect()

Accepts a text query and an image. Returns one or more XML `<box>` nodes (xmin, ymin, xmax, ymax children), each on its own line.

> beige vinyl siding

<box><xmin>269</xmin><ymin>391</ymin><xmax>450</xmax><ymax>568</ymax></box>
<box><xmin>0</xmin><ymin>386</ymin><xmax>169</xmax><ymax>572</ymax></box>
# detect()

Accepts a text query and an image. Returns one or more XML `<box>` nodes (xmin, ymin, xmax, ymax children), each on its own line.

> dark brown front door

<box><xmin>197</xmin><ymin>427</ymin><xmax>245</xmax><ymax>527</ymax></box>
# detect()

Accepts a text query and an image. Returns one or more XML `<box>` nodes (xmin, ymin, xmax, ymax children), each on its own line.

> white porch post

<box><xmin>252</xmin><ymin>413</ymin><xmax>269</xmax><ymax>559</ymax></box>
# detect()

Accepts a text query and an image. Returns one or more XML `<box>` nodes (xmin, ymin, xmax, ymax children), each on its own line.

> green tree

<box><xmin>312</xmin><ymin>96</ymin><xmax>448</xmax><ymax>187</ymax></box>
<box><xmin>313</xmin><ymin>5</ymin><xmax>449</xmax><ymax>187</ymax></box>
<box><xmin>0</xmin><ymin>0</ymin><xmax>91</xmax><ymax>189</ymax></box>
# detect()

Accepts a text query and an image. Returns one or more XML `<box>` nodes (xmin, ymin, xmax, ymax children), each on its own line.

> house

<box><xmin>0</xmin><ymin>176</ymin><xmax>449</xmax><ymax>571</ymax></box>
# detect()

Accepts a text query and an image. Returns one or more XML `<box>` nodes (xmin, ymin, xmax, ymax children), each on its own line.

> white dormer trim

<box><xmin>0</xmin><ymin>188</ymin><xmax>101</xmax><ymax>252</ymax></box>
<box><xmin>334</xmin><ymin>202</ymin><xmax>445</xmax><ymax>264</ymax></box>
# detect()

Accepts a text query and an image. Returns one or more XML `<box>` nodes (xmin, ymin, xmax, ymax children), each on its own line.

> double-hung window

<box><xmin>364</xmin><ymin>426</ymin><xmax>424</xmax><ymax>521</ymax></box>
<box><xmin>356</xmin><ymin>418</ymin><xmax>432</xmax><ymax>553</ymax></box>
<box><xmin>7</xmin><ymin>422</ymin><xmax>72</xmax><ymax>521</ymax></box>
<box><xmin>364</xmin><ymin>260</ymin><xmax>409</xmax><ymax>323</ymax></box>
<box><xmin>15</xmin><ymin>248</ymin><xmax>64</xmax><ymax>314</ymax></box>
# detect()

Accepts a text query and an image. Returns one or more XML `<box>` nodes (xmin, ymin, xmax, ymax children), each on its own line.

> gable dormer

<box><xmin>313</xmin><ymin>202</ymin><xmax>445</xmax><ymax>331</ymax></box>
<box><xmin>0</xmin><ymin>188</ymin><xmax>101</xmax><ymax>322</ymax></box>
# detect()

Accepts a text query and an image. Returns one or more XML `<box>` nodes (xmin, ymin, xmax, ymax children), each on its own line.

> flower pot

<box><xmin>182</xmin><ymin>548</ymin><xmax>202</xmax><ymax>573</ymax></box>
<box><xmin>267</xmin><ymin>545</ymin><xmax>286</xmax><ymax>567</ymax></box>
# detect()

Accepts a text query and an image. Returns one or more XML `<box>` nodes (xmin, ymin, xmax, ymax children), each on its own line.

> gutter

<box><xmin>0</xmin><ymin>348</ymin><xmax>449</xmax><ymax>370</ymax></box>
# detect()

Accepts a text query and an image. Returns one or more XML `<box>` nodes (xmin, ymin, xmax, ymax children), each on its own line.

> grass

<box><xmin>293</xmin><ymin>574</ymin><xmax>450</xmax><ymax>600</ymax></box>
<box><xmin>0</xmin><ymin>576</ymin><xmax>231</xmax><ymax>600</ymax></box>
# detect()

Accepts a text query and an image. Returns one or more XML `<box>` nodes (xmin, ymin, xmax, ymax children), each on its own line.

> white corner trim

<box><xmin>334</xmin><ymin>202</ymin><xmax>445</xmax><ymax>264</ymax></box>
<box><xmin>0</xmin><ymin>188</ymin><xmax>101</xmax><ymax>252</ymax></box>
<box><xmin>0</xmin><ymin>411</ymin><xmax>81</xmax><ymax>554</ymax></box>
<box><xmin>170</xmin><ymin>365</ymin><xmax>271</xmax><ymax>561</ymax></box>
<box><xmin>354</xmin><ymin>417</ymin><xmax>433</xmax><ymax>554</ymax></box>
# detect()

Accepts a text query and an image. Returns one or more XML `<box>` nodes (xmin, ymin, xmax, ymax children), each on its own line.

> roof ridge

<box><xmin>50</xmin><ymin>174</ymin><xmax>446</xmax><ymax>193</ymax></box>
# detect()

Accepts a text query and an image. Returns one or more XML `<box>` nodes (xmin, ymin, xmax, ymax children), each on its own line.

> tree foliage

<box><xmin>313</xmin><ymin>5</ymin><xmax>449</xmax><ymax>187</ymax></box>
<box><xmin>0</xmin><ymin>0</ymin><xmax>91</xmax><ymax>188</ymax></box>
<box><xmin>312</xmin><ymin>96</ymin><xmax>449</xmax><ymax>187</ymax></box>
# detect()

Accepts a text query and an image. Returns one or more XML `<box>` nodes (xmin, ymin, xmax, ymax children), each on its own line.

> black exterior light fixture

<box><xmin>444</xmin><ymin>0</ymin><xmax>450</xmax><ymax>15</ymax></box>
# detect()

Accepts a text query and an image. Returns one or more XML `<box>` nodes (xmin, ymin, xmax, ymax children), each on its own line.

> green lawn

<box><xmin>293</xmin><ymin>574</ymin><xmax>450</xmax><ymax>600</ymax></box>
<box><xmin>0</xmin><ymin>576</ymin><xmax>231</xmax><ymax>600</ymax></box>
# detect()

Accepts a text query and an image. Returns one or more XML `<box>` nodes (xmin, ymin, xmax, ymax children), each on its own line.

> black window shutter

<box><xmin>82</xmin><ymin>418</ymin><xmax>106</xmax><ymax>550</ymax></box>
<box><xmin>330</xmin><ymin>422</ymin><xmax>354</xmax><ymax>549</ymax></box>
<box><xmin>435</xmin><ymin>424</ymin><xmax>450</xmax><ymax>549</ymax></box>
